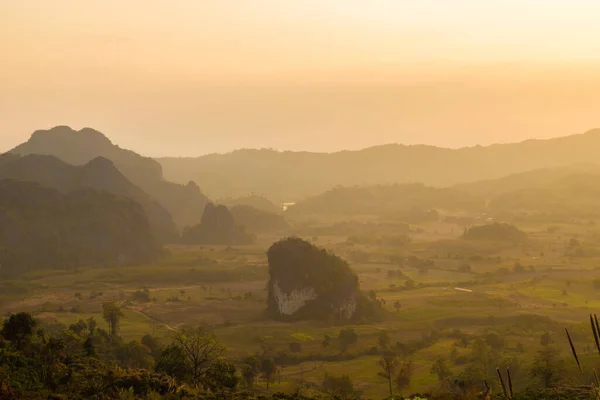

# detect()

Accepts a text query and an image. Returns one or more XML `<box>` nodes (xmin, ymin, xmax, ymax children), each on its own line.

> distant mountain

<box><xmin>10</xmin><ymin>126</ymin><xmax>210</xmax><ymax>229</ymax></box>
<box><xmin>286</xmin><ymin>183</ymin><xmax>485</xmax><ymax>219</ymax></box>
<box><xmin>0</xmin><ymin>180</ymin><xmax>160</xmax><ymax>277</ymax></box>
<box><xmin>157</xmin><ymin>129</ymin><xmax>600</xmax><ymax>201</ymax></box>
<box><xmin>0</xmin><ymin>154</ymin><xmax>177</xmax><ymax>240</ymax></box>
<box><xmin>487</xmin><ymin>171</ymin><xmax>600</xmax><ymax>219</ymax></box>
<box><xmin>229</xmin><ymin>205</ymin><xmax>290</xmax><ymax>233</ymax></box>
<box><xmin>452</xmin><ymin>163</ymin><xmax>600</xmax><ymax>199</ymax></box>
<box><xmin>181</xmin><ymin>203</ymin><xmax>255</xmax><ymax>245</ymax></box>
<box><xmin>221</xmin><ymin>195</ymin><xmax>282</xmax><ymax>214</ymax></box>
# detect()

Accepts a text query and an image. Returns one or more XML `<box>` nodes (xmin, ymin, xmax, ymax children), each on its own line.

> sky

<box><xmin>1</xmin><ymin>0</ymin><xmax>600</xmax><ymax>156</ymax></box>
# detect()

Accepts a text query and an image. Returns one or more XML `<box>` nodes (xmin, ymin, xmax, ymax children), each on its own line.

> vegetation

<box><xmin>11</xmin><ymin>126</ymin><xmax>210</xmax><ymax>229</ymax></box>
<box><xmin>463</xmin><ymin>223</ymin><xmax>527</xmax><ymax>242</ymax></box>
<box><xmin>181</xmin><ymin>203</ymin><xmax>256</xmax><ymax>245</ymax></box>
<box><xmin>158</xmin><ymin>129</ymin><xmax>600</xmax><ymax>201</ymax></box>
<box><xmin>0</xmin><ymin>180</ymin><xmax>161</xmax><ymax>278</ymax></box>
<box><xmin>267</xmin><ymin>237</ymin><xmax>380</xmax><ymax>323</ymax></box>
<box><xmin>7</xmin><ymin>126</ymin><xmax>600</xmax><ymax>399</ymax></box>
<box><xmin>230</xmin><ymin>204</ymin><xmax>290</xmax><ymax>233</ymax></box>
<box><xmin>0</xmin><ymin>153</ymin><xmax>178</xmax><ymax>240</ymax></box>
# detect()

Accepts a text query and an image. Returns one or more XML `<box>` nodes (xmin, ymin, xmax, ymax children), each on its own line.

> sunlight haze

<box><xmin>2</xmin><ymin>0</ymin><xmax>600</xmax><ymax>156</ymax></box>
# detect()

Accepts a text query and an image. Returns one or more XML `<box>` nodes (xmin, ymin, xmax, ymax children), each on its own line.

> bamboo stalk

<box><xmin>507</xmin><ymin>367</ymin><xmax>514</xmax><ymax>399</ymax></box>
<box><xmin>566</xmin><ymin>328</ymin><xmax>583</xmax><ymax>373</ymax></box>
<box><xmin>591</xmin><ymin>314</ymin><xmax>600</xmax><ymax>355</ymax></box>
<box><xmin>497</xmin><ymin>367</ymin><xmax>509</xmax><ymax>399</ymax></box>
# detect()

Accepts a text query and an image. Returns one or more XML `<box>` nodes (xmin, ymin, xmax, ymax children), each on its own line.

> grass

<box><xmin>4</xmin><ymin>219</ymin><xmax>600</xmax><ymax>397</ymax></box>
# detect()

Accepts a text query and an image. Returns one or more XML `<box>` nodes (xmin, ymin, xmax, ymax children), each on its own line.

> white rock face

<box><xmin>272</xmin><ymin>280</ymin><xmax>317</xmax><ymax>315</ymax></box>
<box><xmin>332</xmin><ymin>296</ymin><xmax>358</xmax><ymax>320</ymax></box>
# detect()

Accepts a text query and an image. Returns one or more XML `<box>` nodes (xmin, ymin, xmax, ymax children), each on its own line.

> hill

<box><xmin>221</xmin><ymin>195</ymin><xmax>282</xmax><ymax>214</ymax></box>
<box><xmin>157</xmin><ymin>129</ymin><xmax>600</xmax><ymax>201</ymax></box>
<box><xmin>267</xmin><ymin>237</ymin><xmax>379</xmax><ymax>323</ymax></box>
<box><xmin>453</xmin><ymin>163</ymin><xmax>600</xmax><ymax>199</ymax></box>
<box><xmin>0</xmin><ymin>154</ymin><xmax>177</xmax><ymax>241</ymax></box>
<box><xmin>286</xmin><ymin>183</ymin><xmax>485</xmax><ymax>219</ymax></box>
<box><xmin>10</xmin><ymin>126</ymin><xmax>210</xmax><ymax>229</ymax></box>
<box><xmin>0</xmin><ymin>180</ymin><xmax>160</xmax><ymax>277</ymax></box>
<box><xmin>488</xmin><ymin>172</ymin><xmax>600</xmax><ymax>219</ymax></box>
<box><xmin>229</xmin><ymin>205</ymin><xmax>290</xmax><ymax>233</ymax></box>
<box><xmin>181</xmin><ymin>203</ymin><xmax>256</xmax><ymax>245</ymax></box>
<box><xmin>450</xmin><ymin>164</ymin><xmax>600</xmax><ymax>219</ymax></box>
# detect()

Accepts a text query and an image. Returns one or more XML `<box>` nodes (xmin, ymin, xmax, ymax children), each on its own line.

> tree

<box><xmin>86</xmin><ymin>317</ymin><xmax>97</xmax><ymax>336</ymax></box>
<box><xmin>484</xmin><ymin>332</ymin><xmax>505</xmax><ymax>350</ymax></box>
<box><xmin>540</xmin><ymin>332</ymin><xmax>553</xmax><ymax>348</ymax></box>
<box><xmin>339</xmin><ymin>328</ymin><xmax>358</xmax><ymax>353</ymax></box>
<box><xmin>141</xmin><ymin>334</ymin><xmax>162</xmax><ymax>359</ymax></box>
<box><xmin>36</xmin><ymin>331</ymin><xmax>67</xmax><ymax>389</ymax></box>
<box><xmin>395</xmin><ymin>360</ymin><xmax>413</xmax><ymax>396</ymax></box>
<box><xmin>260</xmin><ymin>358</ymin><xmax>277</xmax><ymax>389</ymax></box>
<box><xmin>83</xmin><ymin>337</ymin><xmax>96</xmax><ymax>357</ymax></box>
<box><xmin>289</xmin><ymin>342</ymin><xmax>302</xmax><ymax>353</ymax></box>
<box><xmin>322</xmin><ymin>374</ymin><xmax>360</xmax><ymax>400</ymax></box>
<box><xmin>172</xmin><ymin>329</ymin><xmax>226</xmax><ymax>385</ymax></box>
<box><xmin>377</xmin><ymin>352</ymin><xmax>398</xmax><ymax>397</ymax></box>
<box><xmin>241</xmin><ymin>356</ymin><xmax>260</xmax><ymax>388</ymax></box>
<box><xmin>430</xmin><ymin>357</ymin><xmax>452</xmax><ymax>381</ymax></box>
<box><xmin>102</xmin><ymin>302</ymin><xmax>123</xmax><ymax>337</ymax></box>
<box><xmin>530</xmin><ymin>347</ymin><xmax>565</xmax><ymax>388</ymax></box>
<box><xmin>378</xmin><ymin>330</ymin><xmax>391</xmax><ymax>349</ymax></box>
<box><xmin>1</xmin><ymin>312</ymin><xmax>36</xmax><ymax>350</ymax></box>
<box><xmin>155</xmin><ymin>344</ymin><xmax>191</xmax><ymax>381</ymax></box>
<box><xmin>203</xmin><ymin>361</ymin><xmax>239</xmax><ymax>392</ymax></box>
<box><xmin>394</xmin><ymin>301</ymin><xmax>402</xmax><ymax>312</ymax></box>
<box><xmin>116</xmin><ymin>340</ymin><xmax>154</xmax><ymax>369</ymax></box>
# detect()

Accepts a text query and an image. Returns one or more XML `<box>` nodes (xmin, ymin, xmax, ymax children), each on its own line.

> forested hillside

<box><xmin>158</xmin><ymin>129</ymin><xmax>600</xmax><ymax>201</ymax></box>
<box><xmin>0</xmin><ymin>154</ymin><xmax>177</xmax><ymax>240</ymax></box>
<box><xmin>0</xmin><ymin>180</ymin><xmax>161</xmax><ymax>277</ymax></box>
<box><xmin>10</xmin><ymin>126</ymin><xmax>210</xmax><ymax>229</ymax></box>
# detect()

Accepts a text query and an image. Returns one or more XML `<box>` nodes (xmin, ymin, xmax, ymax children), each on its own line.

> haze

<box><xmin>2</xmin><ymin>0</ymin><xmax>600</xmax><ymax>156</ymax></box>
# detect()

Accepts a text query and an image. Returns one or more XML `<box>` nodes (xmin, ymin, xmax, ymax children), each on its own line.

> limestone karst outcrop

<box><xmin>266</xmin><ymin>237</ymin><xmax>378</xmax><ymax>323</ymax></box>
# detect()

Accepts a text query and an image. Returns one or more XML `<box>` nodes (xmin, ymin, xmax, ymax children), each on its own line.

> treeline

<box><xmin>2</xmin><ymin>309</ymin><xmax>600</xmax><ymax>399</ymax></box>
<box><xmin>0</xmin><ymin>180</ymin><xmax>160</xmax><ymax>278</ymax></box>
<box><xmin>0</xmin><ymin>178</ymin><xmax>289</xmax><ymax>278</ymax></box>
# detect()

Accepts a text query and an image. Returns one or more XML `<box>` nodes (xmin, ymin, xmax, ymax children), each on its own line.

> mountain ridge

<box><xmin>157</xmin><ymin>129</ymin><xmax>600</xmax><ymax>201</ymax></box>
<box><xmin>0</xmin><ymin>153</ymin><xmax>177</xmax><ymax>240</ymax></box>
<box><xmin>10</xmin><ymin>126</ymin><xmax>210</xmax><ymax>229</ymax></box>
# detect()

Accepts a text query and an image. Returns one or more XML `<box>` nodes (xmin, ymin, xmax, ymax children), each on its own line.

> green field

<box><xmin>2</xmin><ymin>218</ymin><xmax>599</xmax><ymax>399</ymax></box>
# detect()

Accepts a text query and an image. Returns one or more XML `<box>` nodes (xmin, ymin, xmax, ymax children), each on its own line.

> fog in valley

<box><xmin>1</xmin><ymin>2</ymin><xmax>600</xmax><ymax>399</ymax></box>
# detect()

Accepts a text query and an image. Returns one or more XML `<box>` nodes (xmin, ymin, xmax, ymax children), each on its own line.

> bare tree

<box><xmin>377</xmin><ymin>351</ymin><xmax>398</xmax><ymax>398</ymax></box>
<box><xmin>173</xmin><ymin>329</ymin><xmax>227</xmax><ymax>385</ymax></box>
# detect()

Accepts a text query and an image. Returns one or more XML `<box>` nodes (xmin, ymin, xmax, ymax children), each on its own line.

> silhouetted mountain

<box><xmin>0</xmin><ymin>180</ymin><xmax>160</xmax><ymax>277</ymax></box>
<box><xmin>158</xmin><ymin>129</ymin><xmax>600</xmax><ymax>201</ymax></box>
<box><xmin>453</xmin><ymin>163</ymin><xmax>600</xmax><ymax>199</ymax></box>
<box><xmin>0</xmin><ymin>154</ymin><xmax>177</xmax><ymax>241</ymax></box>
<box><xmin>229</xmin><ymin>205</ymin><xmax>290</xmax><ymax>233</ymax></box>
<box><xmin>266</xmin><ymin>237</ymin><xmax>379</xmax><ymax>323</ymax></box>
<box><xmin>221</xmin><ymin>195</ymin><xmax>282</xmax><ymax>214</ymax></box>
<box><xmin>181</xmin><ymin>203</ymin><xmax>255</xmax><ymax>245</ymax></box>
<box><xmin>487</xmin><ymin>171</ymin><xmax>600</xmax><ymax>219</ymax></box>
<box><xmin>11</xmin><ymin>126</ymin><xmax>210</xmax><ymax>229</ymax></box>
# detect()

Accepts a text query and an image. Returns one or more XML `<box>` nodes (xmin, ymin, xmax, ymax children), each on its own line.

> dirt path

<box><xmin>126</xmin><ymin>305</ymin><xmax>179</xmax><ymax>333</ymax></box>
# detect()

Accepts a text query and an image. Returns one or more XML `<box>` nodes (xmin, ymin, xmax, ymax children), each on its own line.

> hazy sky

<box><xmin>2</xmin><ymin>0</ymin><xmax>600</xmax><ymax>156</ymax></box>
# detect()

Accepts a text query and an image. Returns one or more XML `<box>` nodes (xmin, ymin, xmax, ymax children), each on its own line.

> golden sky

<box><xmin>2</xmin><ymin>0</ymin><xmax>600</xmax><ymax>156</ymax></box>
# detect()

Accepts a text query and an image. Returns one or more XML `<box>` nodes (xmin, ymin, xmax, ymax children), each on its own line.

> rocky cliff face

<box><xmin>271</xmin><ymin>281</ymin><xmax>317</xmax><ymax>316</ymax></box>
<box><xmin>266</xmin><ymin>237</ymin><xmax>364</xmax><ymax>322</ymax></box>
